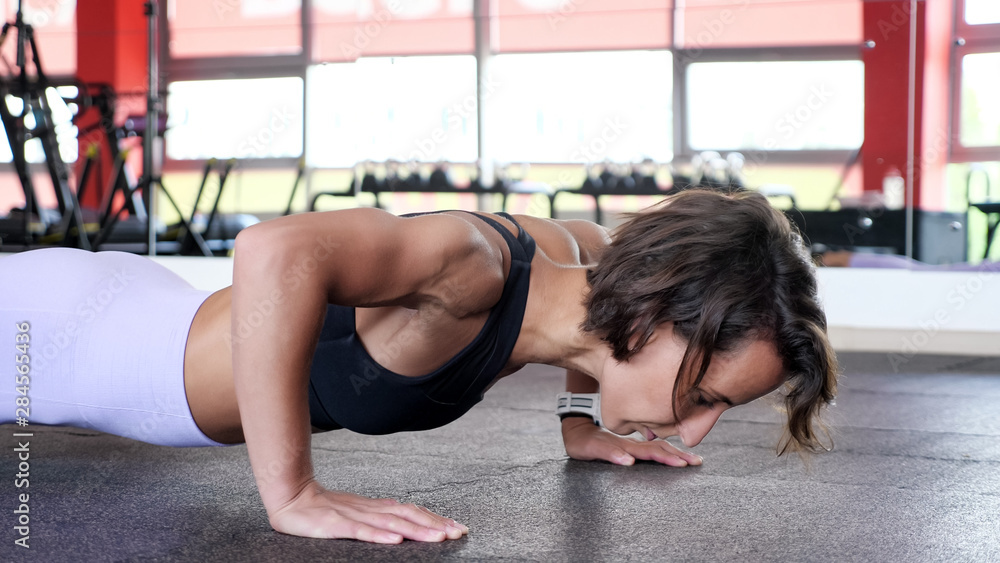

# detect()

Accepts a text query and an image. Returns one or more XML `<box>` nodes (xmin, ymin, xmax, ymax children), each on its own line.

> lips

<box><xmin>643</xmin><ymin>427</ymin><xmax>657</xmax><ymax>441</ymax></box>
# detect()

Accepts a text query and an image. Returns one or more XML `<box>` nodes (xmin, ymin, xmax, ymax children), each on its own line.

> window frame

<box><xmin>161</xmin><ymin>1</ymin><xmax>867</xmax><ymax>172</ymax></box>
<box><xmin>951</xmin><ymin>0</ymin><xmax>1000</xmax><ymax>163</ymax></box>
<box><xmin>162</xmin><ymin>0</ymin><xmax>311</xmax><ymax>173</ymax></box>
<box><xmin>957</xmin><ymin>0</ymin><xmax>1000</xmax><ymax>38</ymax></box>
<box><xmin>672</xmin><ymin>45</ymin><xmax>861</xmax><ymax>166</ymax></box>
<box><xmin>484</xmin><ymin>49</ymin><xmax>675</xmax><ymax>165</ymax></box>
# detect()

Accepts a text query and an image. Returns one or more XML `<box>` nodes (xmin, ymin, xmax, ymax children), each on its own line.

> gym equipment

<box><xmin>171</xmin><ymin>158</ymin><xmax>259</xmax><ymax>256</ymax></box>
<box><xmin>0</xmin><ymin>0</ymin><xmax>84</xmax><ymax>248</ymax></box>
<box><xmin>428</xmin><ymin>161</ymin><xmax>451</xmax><ymax>191</ymax></box>
<box><xmin>580</xmin><ymin>164</ymin><xmax>603</xmax><ymax>192</ymax></box>
<box><xmin>966</xmin><ymin>163</ymin><xmax>999</xmax><ymax>260</ymax></box>
<box><xmin>282</xmin><ymin>157</ymin><xmax>307</xmax><ymax>216</ymax></box>
<box><xmin>549</xmin><ymin>152</ymin><xmax>770</xmax><ymax>224</ymax></box>
<box><xmin>86</xmin><ymin>1</ymin><xmax>245</xmax><ymax>256</ymax></box>
<box><xmin>138</xmin><ymin>0</ymin><xmax>161</xmax><ymax>254</ymax></box>
<box><xmin>598</xmin><ymin>164</ymin><xmax>618</xmax><ymax>192</ymax></box>
<box><xmin>614</xmin><ymin>163</ymin><xmax>636</xmax><ymax>190</ymax></box>
<box><xmin>42</xmin><ymin>143</ymin><xmax>96</xmax><ymax>249</ymax></box>
<box><xmin>175</xmin><ymin>159</ymin><xmax>223</xmax><ymax>256</ymax></box>
<box><xmin>308</xmin><ymin>160</ymin><xmax>512</xmax><ymax>213</ymax></box>
<box><xmin>785</xmin><ymin>209</ymin><xmax>966</xmax><ymax>265</ymax></box>
<box><xmin>823</xmin><ymin>142</ymin><xmax>864</xmax><ymax>210</ymax></box>
<box><xmin>630</xmin><ymin>159</ymin><xmax>659</xmax><ymax>192</ymax></box>
<box><xmin>725</xmin><ymin>152</ymin><xmax>746</xmax><ymax>189</ymax></box>
<box><xmin>403</xmin><ymin>160</ymin><xmax>426</xmax><ymax>191</ymax></box>
<box><xmin>552</xmin><ymin>160</ymin><xmax>675</xmax><ymax>224</ymax></box>
<box><xmin>87</xmin><ymin>130</ymin><xmax>206</xmax><ymax>254</ymax></box>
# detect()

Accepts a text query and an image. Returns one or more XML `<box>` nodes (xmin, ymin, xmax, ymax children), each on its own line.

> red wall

<box><xmin>862</xmin><ymin>0</ymin><xmax>953</xmax><ymax>210</ymax></box>
<box><xmin>75</xmin><ymin>0</ymin><xmax>146</xmax><ymax>209</ymax></box>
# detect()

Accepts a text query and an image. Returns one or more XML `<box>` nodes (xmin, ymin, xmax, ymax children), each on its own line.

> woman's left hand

<box><xmin>561</xmin><ymin>417</ymin><xmax>703</xmax><ymax>467</ymax></box>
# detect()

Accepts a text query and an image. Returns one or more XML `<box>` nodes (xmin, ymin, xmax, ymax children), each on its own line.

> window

<box><xmin>966</xmin><ymin>0</ymin><xmax>1000</xmax><ymax>26</ymax></box>
<box><xmin>960</xmin><ymin>53</ymin><xmax>1000</xmax><ymax>148</ymax></box>
<box><xmin>1</xmin><ymin>86</ymin><xmax>79</xmax><ymax>163</ymax></box>
<box><xmin>687</xmin><ymin>61</ymin><xmax>863</xmax><ymax>151</ymax></box>
<box><xmin>490</xmin><ymin>51</ymin><xmax>672</xmax><ymax>163</ymax></box>
<box><xmin>954</xmin><ymin>0</ymin><xmax>1000</xmax><ymax>160</ymax></box>
<box><xmin>306</xmin><ymin>56</ymin><xmax>477</xmax><ymax>167</ymax></box>
<box><xmin>165</xmin><ymin>78</ymin><xmax>304</xmax><ymax>160</ymax></box>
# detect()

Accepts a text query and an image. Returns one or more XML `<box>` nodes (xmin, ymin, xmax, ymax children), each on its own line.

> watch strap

<box><xmin>555</xmin><ymin>392</ymin><xmax>602</xmax><ymax>427</ymax></box>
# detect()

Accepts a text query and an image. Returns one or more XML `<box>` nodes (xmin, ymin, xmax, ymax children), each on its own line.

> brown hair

<box><xmin>583</xmin><ymin>189</ymin><xmax>838</xmax><ymax>454</ymax></box>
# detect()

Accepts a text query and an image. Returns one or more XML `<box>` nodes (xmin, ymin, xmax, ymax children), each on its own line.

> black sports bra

<box><xmin>307</xmin><ymin>211</ymin><xmax>536</xmax><ymax>435</ymax></box>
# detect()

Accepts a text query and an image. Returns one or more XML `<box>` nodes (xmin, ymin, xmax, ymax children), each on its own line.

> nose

<box><xmin>678</xmin><ymin>407</ymin><xmax>724</xmax><ymax>448</ymax></box>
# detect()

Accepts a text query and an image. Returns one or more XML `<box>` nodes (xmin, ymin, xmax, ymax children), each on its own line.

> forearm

<box><xmin>231</xmin><ymin>233</ymin><xmax>327</xmax><ymax>515</ymax></box>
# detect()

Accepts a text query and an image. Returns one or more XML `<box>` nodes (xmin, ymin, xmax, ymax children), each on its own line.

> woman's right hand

<box><xmin>268</xmin><ymin>480</ymin><xmax>468</xmax><ymax>543</ymax></box>
<box><xmin>231</xmin><ymin>212</ymin><xmax>482</xmax><ymax>544</ymax></box>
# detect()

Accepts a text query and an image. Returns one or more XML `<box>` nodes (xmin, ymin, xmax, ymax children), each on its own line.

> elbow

<box><xmin>233</xmin><ymin>223</ymin><xmax>270</xmax><ymax>259</ymax></box>
<box><xmin>232</xmin><ymin>226</ymin><xmax>325</xmax><ymax>296</ymax></box>
<box><xmin>233</xmin><ymin>227</ymin><xmax>288</xmax><ymax>283</ymax></box>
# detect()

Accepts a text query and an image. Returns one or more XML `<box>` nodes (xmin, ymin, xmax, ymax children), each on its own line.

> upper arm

<box><xmin>235</xmin><ymin>208</ymin><xmax>498</xmax><ymax>309</ymax></box>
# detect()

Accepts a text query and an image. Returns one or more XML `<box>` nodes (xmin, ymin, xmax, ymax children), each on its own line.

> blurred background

<box><xmin>0</xmin><ymin>0</ymin><xmax>998</xmax><ymax>262</ymax></box>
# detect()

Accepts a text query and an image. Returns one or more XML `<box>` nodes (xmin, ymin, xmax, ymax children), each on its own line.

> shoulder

<box><xmin>509</xmin><ymin>214</ymin><xmax>610</xmax><ymax>265</ymax></box>
<box><xmin>236</xmin><ymin>208</ymin><xmax>503</xmax><ymax>310</ymax></box>
<box><xmin>555</xmin><ymin>218</ymin><xmax>612</xmax><ymax>263</ymax></box>
<box><xmin>242</xmin><ymin>207</ymin><xmax>492</xmax><ymax>257</ymax></box>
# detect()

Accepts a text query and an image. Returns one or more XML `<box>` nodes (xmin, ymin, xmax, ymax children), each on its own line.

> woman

<box><xmin>1</xmin><ymin>189</ymin><xmax>838</xmax><ymax>544</ymax></box>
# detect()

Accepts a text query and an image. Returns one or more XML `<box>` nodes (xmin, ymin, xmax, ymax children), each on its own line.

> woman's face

<box><xmin>599</xmin><ymin>324</ymin><xmax>785</xmax><ymax>447</ymax></box>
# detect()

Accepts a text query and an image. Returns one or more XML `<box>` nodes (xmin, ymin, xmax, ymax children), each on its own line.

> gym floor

<box><xmin>4</xmin><ymin>351</ymin><xmax>999</xmax><ymax>562</ymax></box>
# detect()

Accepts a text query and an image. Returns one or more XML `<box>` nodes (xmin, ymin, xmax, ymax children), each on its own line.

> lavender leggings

<box><xmin>848</xmin><ymin>253</ymin><xmax>1000</xmax><ymax>272</ymax></box>
<box><xmin>0</xmin><ymin>248</ymin><xmax>227</xmax><ymax>447</ymax></box>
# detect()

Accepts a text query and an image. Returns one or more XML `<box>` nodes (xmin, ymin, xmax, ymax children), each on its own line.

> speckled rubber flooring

<box><xmin>3</xmin><ymin>352</ymin><xmax>999</xmax><ymax>562</ymax></box>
